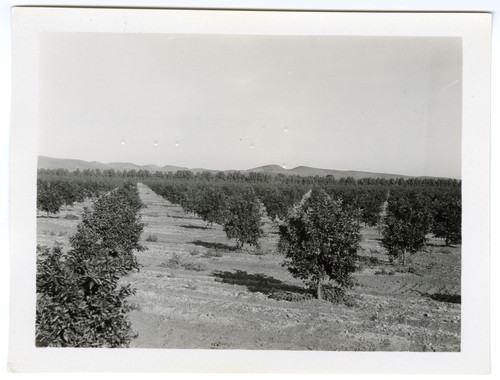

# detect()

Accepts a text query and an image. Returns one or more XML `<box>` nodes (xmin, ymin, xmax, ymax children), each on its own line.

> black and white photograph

<box><xmin>7</xmin><ymin>6</ymin><xmax>492</xmax><ymax>374</ymax></box>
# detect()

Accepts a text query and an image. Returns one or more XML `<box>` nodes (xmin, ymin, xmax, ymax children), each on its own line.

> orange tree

<box><xmin>381</xmin><ymin>190</ymin><xmax>433</xmax><ymax>265</ymax></box>
<box><xmin>431</xmin><ymin>192</ymin><xmax>461</xmax><ymax>246</ymax></box>
<box><xmin>37</xmin><ymin>179</ymin><xmax>65</xmax><ymax>216</ymax></box>
<box><xmin>192</xmin><ymin>185</ymin><xmax>228</xmax><ymax>227</ymax></box>
<box><xmin>221</xmin><ymin>189</ymin><xmax>264</xmax><ymax>250</ymax></box>
<box><xmin>278</xmin><ymin>188</ymin><xmax>361</xmax><ymax>300</ymax></box>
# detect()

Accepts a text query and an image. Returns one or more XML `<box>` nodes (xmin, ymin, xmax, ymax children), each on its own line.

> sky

<box><xmin>38</xmin><ymin>33</ymin><xmax>462</xmax><ymax>178</ymax></box>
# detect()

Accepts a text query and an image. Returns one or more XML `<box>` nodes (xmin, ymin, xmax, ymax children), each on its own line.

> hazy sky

<box><xmin>38</xmin><ymin>33</ymin><xmax>462</xmax><ymax>178</ymax></box>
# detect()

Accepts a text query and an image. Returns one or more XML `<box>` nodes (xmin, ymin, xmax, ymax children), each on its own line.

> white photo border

<box><xmin>9</xmin><ymin>7</ymin><xmax>491</xmax><ymax>373</ymax></box>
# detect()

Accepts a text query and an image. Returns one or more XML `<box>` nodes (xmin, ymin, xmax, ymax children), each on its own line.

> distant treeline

<box><xmin>37</xmin><ymin>168</ymin><xmax>460</xmax><ymax>187</ymax></box>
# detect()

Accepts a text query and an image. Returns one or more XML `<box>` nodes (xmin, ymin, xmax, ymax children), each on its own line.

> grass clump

<box><xmin>394</xmin><ymin>265</ymin><xmax>419</xmax><ymax>275</ymax></box>
<box><xmin>160</xmin><ymin>254</ymin><xmax>208</xmax><ymax>272</ymax></box>
<box><xmin>437</xmin><ymin>246</ymin><xmax>455</xmax><ymax>255</ymax></box>
<box><xmin>374</xmin><ymin>268</ymin><xmax>395</xmax><ymax>276</ymax></box>
<box><xmin>356</xmin><ymin>255</ymin><xmax>381</xmax><ymax>267</ymax></box>
<box><xmin>160</xmin><ymin>253</ymin><xmax>182</xmax><ymax>269</ymax></box>
<box><xmin>186</xmin><ymin>280</ymin><xmax>198</xmax><ymax>290</ymax></box>
<box><xmin>189</xmin><ymin>248</ymin><xmax>200</xmax><ymax>256</ymax></box>
<box><xmin>250</xmin><ymin>247</ymin><xmax>267</xmax><ymax>256</ymax></box>
<box><xmin>268</xmin><ymin>290</ymin><xmax>313</xmax><ymax>302</ymax></box>
<box><xmin>321</xmin><ymin>284</ymin><xmax>359</xmax><ymax>307</ymax></box>
<box><xmin>182</xmin><ymin>262</ymin><xmax>208</xmax><ymax>272</ymax></box>
<box><xmin>203</xmin><ymin>249</ymin><xmax>223</xmax><ymax>258</ymax></box>
<box><xmin>145</xmin><ymin>234</ymin><xmax>159</xmax><ymax>242</ymax></box>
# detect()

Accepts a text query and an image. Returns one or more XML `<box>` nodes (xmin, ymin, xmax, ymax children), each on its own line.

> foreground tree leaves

<box><xmin>36</xmin><ymin>183</ymin><xmax>145</xmax><ymax>347</ymax></box>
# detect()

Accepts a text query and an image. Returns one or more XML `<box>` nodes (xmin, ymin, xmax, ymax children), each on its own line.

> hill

<box><xmin>247</xmin><ymin>165</ymin><xmax>409</xmax><ymax>180</ymax></box>
<box><xmin>38</xmin><ymin>156</ymin><xmax>188</xmax><ymax>173</ymax></box>
<box><xmin>38</xmin><ymin>155</ymin><xmax>411</xmax><ymax>179</ymax></box>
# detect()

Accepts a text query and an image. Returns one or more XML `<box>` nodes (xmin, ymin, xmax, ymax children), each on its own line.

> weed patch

<box><xmin>203</xmin><ymin>249</ymin><xmax>223</xmax><ymax>258</ymax></box>
<box><xmin>356</xmin><ymin>255</ymin><xmax>381</xmax><ymax>267</ymax></box>
<box><xmin>189</xmin><ymin>248</ymin><xmax>200</xmax><ymax>256</ymax></box>
<box><xmin>374</xmin><ymin>268</ymin><xmax>395</xmax><ymax>276</ymax></box>
<box><xmin>437</xmin><ymin>247</ymin><xmax>455</xmax><ymax>255</ymax></box>
<box><xmin>186</xmin><ymin>280</ymin><xmax>198</xmax><ymax>290</ymax></box>
<box><xmin>321</xmin><ymin>284</ymin><xmax>359</xmax><ymax>306</ymax></box>
<box><xmin>145</xmin><ymin>235</ymin><xmax>159</xmax><ymax>242</ymax></box>
<box><xmin>249</xmin><ymin>247</ymin><xmax>267</xmax><ymax>256</ymax></box>
<box><xmin>268</xmin><ymin>290</ymin><xmax>313</xmax><ymax>302</ymax></box>
<box><xmin>182</xmin><ymin>262</ymin><xmax>208</xmax><ymax>272</ymax></box>
<box><xmin>160</xmin><ymin>253</ymin><xmax>182</xmax><ymax>269</ymax></box>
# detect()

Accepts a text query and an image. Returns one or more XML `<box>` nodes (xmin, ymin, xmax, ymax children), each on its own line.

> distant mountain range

<box><xmin>38</xmin><ymin>155</ymin><xmax>412</xmax><ymax>179</ymax></box>
<box><xmin>38</xmin><ymin>156</ymin><xmax>188</xmax><ymax>173</ymax></box>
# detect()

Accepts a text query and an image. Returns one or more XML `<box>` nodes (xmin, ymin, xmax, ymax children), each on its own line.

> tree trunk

<box><xmin>317</xmin><ymin>279</ymin><xmax>322</xmax><ymax>300</ymax></box>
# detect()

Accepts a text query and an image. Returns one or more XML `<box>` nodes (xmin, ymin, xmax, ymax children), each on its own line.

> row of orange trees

<box><xmin>381</xmin><ymin>187</ymin><xmax>461</xmax><ymax>265</ymax></box>
<box><xmin>145</xmin><ymin>178</ymin><xmax>460</xmax><ymax>245</ymax></box>
<box><xmin>156</xmin><ymin>181</ymin><xmax>388</xmax><ymax>227</ymax></box>
<box><xmin>36</xmin><ymin>183</ymin><xmax>145</xmax><ymax>347</ymax></box>
<box><xmin>36</xmin><ymin>176</ymin><xmax>128</xmax><ymax>216</ymax></box>
<box><xmin>147</xmin><ymin>182</ymin><xmax>265</xmax><ymax>249</ymax></box>
<box><xmin>146</xmin><ymin>178</ymin><xmax>460</xmax><ymax>301</ymax></box>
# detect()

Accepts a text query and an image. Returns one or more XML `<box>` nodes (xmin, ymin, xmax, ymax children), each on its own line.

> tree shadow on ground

<box><xmin>418</xmin><ymin>291</ymin><xmax>461</xmax><ymax>304</ymax></box>
<box><xmin>166</xmin><ymin>214</ymin><xmax>197</xmax><ymax>220</ymax></box>
<box><xmin>180</xmin><ymin>224</ymin><xmax>209</xmax><ymax>230</ymax></box>
<box><xmin>212</xmin><ymin>269</ymin><xmax>310</xmax><ymax>297</ymax></box>
<box><xmin>424</xmin><ymin>242</ymin><xmax>449</xmax><ymax>247</ymax></box>
<box><xmin>191</xmin><ymin>240</ymin><xmax>237</xmax><ymax>251</ymax></box>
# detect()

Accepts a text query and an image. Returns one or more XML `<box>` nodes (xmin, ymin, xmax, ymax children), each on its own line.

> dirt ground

<box><xmin>36</xmin><ymin>183</ymin><xmax>461</xmax><ymax>351</ymax></box>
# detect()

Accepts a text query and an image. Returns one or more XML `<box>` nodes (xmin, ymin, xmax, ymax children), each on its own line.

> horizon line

<box><xmin>37</xmin><ymin>155</ymin><xmax>461</xmax><ymax>180</ymax></box>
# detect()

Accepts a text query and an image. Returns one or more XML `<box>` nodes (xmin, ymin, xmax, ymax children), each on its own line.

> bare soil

<box><xmin>36</xmin><ymin>183</ymin><xmax>461</xmax><ymax>351</ymax></box>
